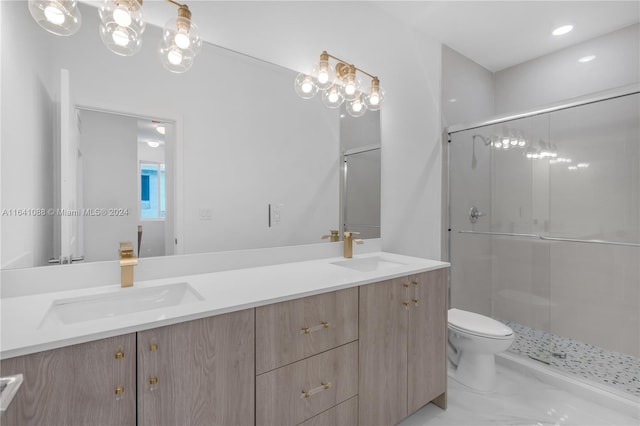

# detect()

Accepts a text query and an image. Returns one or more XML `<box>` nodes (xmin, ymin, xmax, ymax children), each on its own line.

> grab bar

<box><xmin>538</xmin><ymin>235</ymin><xmax>640</xmax><ymax>248</ymax></box>
<box><xmin>458</xmin><ymin>230</ymin><xmax>640</xmax><ymax>247</ymax></box>
<box><xmin>458</xmin><ymin>231</ymin><xmax>537</xmax><ymax>238</ymax></box>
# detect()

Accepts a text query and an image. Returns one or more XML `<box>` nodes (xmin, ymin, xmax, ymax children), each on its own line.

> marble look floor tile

<box><xmin>399</xmin><ymin>363</ymin><xmax>639</xmax><ymax>426</ymax></box>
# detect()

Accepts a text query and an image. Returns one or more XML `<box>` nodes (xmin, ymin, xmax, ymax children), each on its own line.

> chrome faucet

<box><xmin>119</xmin><ymin>241</ymin><xmax>137</xmax><ymax>288</ymax></box>
<box><xmin>343</xmin><ymin>231</ymin><xmax>363</xmax><ymax>258</ymax></box>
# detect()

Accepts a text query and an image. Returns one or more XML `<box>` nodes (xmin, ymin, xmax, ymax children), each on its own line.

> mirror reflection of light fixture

<box><xmin>147</xmin><ymin>140</ymin><xmax>160</xmax><ymax>148</ymax></box>
<box><xmin>158</xmin><ymin>2</ymin><xmax>202</xmax><ymax>73</ymax></box>
<box><xmin>295</xmin><ymin>51</ymin><xmax>383</xmax><ymax>118</ymax></box>
<box><xmin>99</xmin><ymin>0</ymin><xmax>145</xmax><ymax>56</ymax></box>
<box><xmin>28</xmin><ymin>0</ymin><xmax>201</xmax><ymax>73</ymax></box>
<box><xmin>28</xmin><ymin>0</ymin><xmax>82</xmax><ymax>36</ymax></box>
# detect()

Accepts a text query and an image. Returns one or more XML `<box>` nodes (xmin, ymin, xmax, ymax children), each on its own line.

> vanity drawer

<box><xmin>256</xmin><ymin>341</ymin><xmax>358</xmax><ymax>426</ymax></box>
<box><xmin>256</xmin><ymin>287</ymin><xmax>358</xmax><ymax>374</ymax></box>
<box><xmin>299</xmin><ymin>396</ymin><xmax>358</xmax><ymax>426</ymax></box>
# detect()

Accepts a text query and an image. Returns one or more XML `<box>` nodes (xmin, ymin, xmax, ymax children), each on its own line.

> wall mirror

<box><xmin>0</xmin><ymin>1</ymin><xmax>381</xmax><ymax>269</ymax></box>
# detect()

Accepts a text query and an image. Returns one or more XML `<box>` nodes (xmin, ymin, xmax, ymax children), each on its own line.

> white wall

<box><xmin>495</xmin><ymin>24</ymin><xmax>639</xmax><ymax>114</ymax></box>
<box><xmin>0</xmin><ymin>2</ymin><xmax>55</xmax><ymax>268</ymax></box>
<box><xmin>441</xmin><ymin>45</ymin><xmax>495</xmax><ymax>127</ymax></box>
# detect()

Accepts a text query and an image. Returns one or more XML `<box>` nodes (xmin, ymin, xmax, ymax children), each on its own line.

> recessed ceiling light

<box><xmin>156</xmin><ymin>125</ymin><xmax>166</xmax><ymax>135</ymax></box>
<box><xmin>578</xmin><ymin>55</ymin><xmax>596</xmax><ymax>63</ymax></box>
<box><xmin>147</xmin><ymin>141</ymin><xmax>160</xmax><ymax>148</ymax></box>
<box><xmin>552</xmin><ymin>25</ymin><xmax>574</xmax><ymax>36</ymax></box>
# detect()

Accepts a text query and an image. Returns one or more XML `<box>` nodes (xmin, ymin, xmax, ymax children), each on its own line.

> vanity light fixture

<box><xmin>295</xmin><ymin>51</ymin><xmax>384</xmax><ymax>117</ymax></box>
<box><xmin>27</xmin><ymin>0</ymin><xmax>201</xmax><ymax>73</ymax></box>
<box><xmin>99</xmin><ymin>0</ymin><xmax>145</xmax><ymax>56</ymax></box>
<box><xmin>158</xmin><ymin>0</ymin><xmax>202</xmax><ymax>73</ymax></box>
<box><xmin>28</xmin><ymin>0</ymin><xmax>82</xmax><ymax>36</ymax></box>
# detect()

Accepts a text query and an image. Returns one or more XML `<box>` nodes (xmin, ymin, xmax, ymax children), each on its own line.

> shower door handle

<box><xmin>468</xmin><ymin>206</ymin><xmax>486</xmax><ymax>223</ymax></box>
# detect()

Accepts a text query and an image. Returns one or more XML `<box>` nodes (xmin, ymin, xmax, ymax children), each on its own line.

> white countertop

<box><xmin>0</xmin><ymin>252</ymin><xmax>449</xmax><ymax>359</ymax></box>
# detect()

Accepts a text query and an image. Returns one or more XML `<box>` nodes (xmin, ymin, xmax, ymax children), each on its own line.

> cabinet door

<box><xmin>358</xmin><ymin>277</ymin><xmax>409</xmax><ymax>426</ymax></box>
<box><xmin>1</xmin><ymin>334</ymin><xmax>136</xmax><ymax>426</ymax></box>
<box><xmin>138</xmin><ymin>309</ymin><xmax>254</xmax><ymax>426</ymax></box>
<box><xmin>407</xmin><ymin>269</ymin><xmax>448</xmax><ymax>414</ymax></box>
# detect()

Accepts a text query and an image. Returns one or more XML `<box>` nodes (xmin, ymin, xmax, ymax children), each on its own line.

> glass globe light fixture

<box><xmin>364</xmin><ymin>77</ymin><xmax>385</xmax><ymax>111</ymax></box>
<box><xmin>294</xmin><ymin>73</ymin><xmax>318</xmax><ymax>99</ymax></box>
<box><xmin>159</xmin><ymin>5</ymin><xmax>202</xmax><ymax>73</ymax></box>
<box><xmin>346</xmin><ymin>93</ymin><xmax>367</xmax><ymax>118</ymax></box>
<box><xmin>99</xmin><ymin>0</ymin><xmax>145</xmax><ymax>56</ymax></box>
<box><xmin>322</xmin><ymin>84</ymin><xmax>345</xmax><ymax>109</ymax></box>
<box><xmin>312</xmin><ymin>51</ymin><xmax>335</xmax><ymax>90</ymax></box>
<box><xmin>337</xmin><ymin>64</ymin><xmax>361</xmax><ymax>101</ymax></box>
<box><xmin>28</xmin><ymin>0</ymin><xmax>81</xmax><ymax>36</ymax></box>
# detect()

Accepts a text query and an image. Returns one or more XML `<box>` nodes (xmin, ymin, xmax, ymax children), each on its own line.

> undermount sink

<box><xmin>39</xmin><ymin>282</ymin><xmax>204</xmax><ymax>328</ymax></box>
<box><xmin>331</xmin><ymin>256</ymin><xmax>407</xmax><ymax>272</ymax></box>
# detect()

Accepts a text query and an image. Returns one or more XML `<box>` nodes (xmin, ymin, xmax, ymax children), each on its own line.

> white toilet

<box><xmin>447</xmin><ymin>308</ymin><xmax>514</xmax><ymax>392</ymax></box>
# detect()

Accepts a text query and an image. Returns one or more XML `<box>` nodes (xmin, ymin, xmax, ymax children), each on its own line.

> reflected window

<box><xmin>140</xmin><ymin>162</ymin><xmax>165</xmax><ymax>219</ymax></box>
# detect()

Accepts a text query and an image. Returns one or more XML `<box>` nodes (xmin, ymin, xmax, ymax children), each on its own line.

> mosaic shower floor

<box><xmin>503</xmin><ymin>321</ymin><xmax>640</xmax><ymax>398</ymax></box>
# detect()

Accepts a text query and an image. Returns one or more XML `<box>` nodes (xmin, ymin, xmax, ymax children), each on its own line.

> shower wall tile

<box><xmin>549</xmin><ymin>244</ymin><xmax>640</xmax><ymax>357</ymax></box>
<box><xmin>492</xmin><ymin>238</ymin><xmax>551</xmax><ymax>331</ymax></box>
<box><xmin>450</xmin><ymin>233</ymin><xmax>492</xmax><ymax>316</ymax></box>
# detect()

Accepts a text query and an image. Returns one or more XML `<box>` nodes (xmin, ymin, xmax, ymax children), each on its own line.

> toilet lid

<box><xmin>448</xmin><ymin>308</ymin><xmax>514</xmax><ymax>338</ymax></box>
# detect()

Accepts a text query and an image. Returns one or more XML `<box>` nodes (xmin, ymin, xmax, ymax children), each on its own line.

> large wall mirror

<box><xmin>0</xmin><ymin>1</ymin><xmax>381</xmax><ymax>269</ymax></box>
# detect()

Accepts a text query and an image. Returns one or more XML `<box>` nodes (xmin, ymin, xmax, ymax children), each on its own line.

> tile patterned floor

<box><xmin>503</xmin><ymin>321</ymin><xmax>640</xmax><ymax>397</ymax></box>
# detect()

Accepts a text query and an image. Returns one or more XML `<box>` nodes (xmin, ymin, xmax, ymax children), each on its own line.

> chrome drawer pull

<box><xmin>300</xmin><ymin>321</ymin><xmax>331</xmax><ymax>334</ymax></box>
<box><xmin>301</xmin><ymin>381</ymin><xmax>332</xmax><ymax>399</ymax></box>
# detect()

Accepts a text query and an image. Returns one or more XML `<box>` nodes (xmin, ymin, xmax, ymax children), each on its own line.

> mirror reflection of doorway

<box><xmin>342</xmin><ymin>146</ymin><xmax>381</xmax><ymax>239</ymax></box>
<box><xmin>77</xmin><ymin>109</ymin><xmax>175</xmax><ymax>261</ymax></box>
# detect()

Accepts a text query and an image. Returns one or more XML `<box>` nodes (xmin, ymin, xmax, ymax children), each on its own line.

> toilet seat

<box><xmin>448</xmin><ymin>308</ymin><xmax>514</xmax><ymax>340</ymax></box>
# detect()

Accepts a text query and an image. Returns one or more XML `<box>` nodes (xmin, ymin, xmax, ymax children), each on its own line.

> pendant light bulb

<box><xmin>99</xmin><ymin>0</ymin><xmax>145</xmax><ymax>56</ymax></box>
<box><xmin>159</xmin><ymin>4</ymin><xmax>202</xmax><ymax>73</ymax></box>
<box><xmin>312</xmin><ymin>51</ymin><xmax>335</xmax><ymax>90</ymax></box>
<box><xmin>28</xmin><ymin>0</ymin><xmax>82</xmax><ymax>36</ymax></box>
<box><xmin>364</xmin><ymin>77</ymin><xmax>385</xmax><ymax>111</ymax></box>
<box><xmin>346</xmin><ymin>93</ymin><xmax>367</xmax><ymax>118</ymax></box>
<box><xmin>294</xmin><ymin>73</ymin><xmax>318</xmax><ymax>99</ymax></box>
<box><xmin>321</xmin><ymin>84</ymin><xmax>345</xmax><ymax>108</ymax></box>
<box><xmin>339</xmin><ymin>65</ymin><xmax>360</xmax><ymax>101</ymax></box>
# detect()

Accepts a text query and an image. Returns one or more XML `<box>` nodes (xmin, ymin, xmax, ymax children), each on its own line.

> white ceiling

<box><xmin>370</xmin><ymin>1</ymin><xmax>640</xmax><ymax>71</ymax></box>
<box><xmin>82</xmin><ymin>1</ymin><xmax>639</xmax><ymax>72</ymax></box>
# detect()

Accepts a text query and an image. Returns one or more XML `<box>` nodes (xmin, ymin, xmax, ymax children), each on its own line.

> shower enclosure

<box><xmin>446</xmin><ymin>85</ymin><xmax>639</xmax><ymax>398</ymax></box>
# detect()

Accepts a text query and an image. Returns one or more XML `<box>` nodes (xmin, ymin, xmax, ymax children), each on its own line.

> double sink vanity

<box><xmin>1</xmin><ymin>249</ymin><xmax>449</xmax><ymax>426</ymax></box>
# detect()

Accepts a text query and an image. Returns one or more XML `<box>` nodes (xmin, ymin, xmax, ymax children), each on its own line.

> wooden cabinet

<box><xmin>1</xmin><ymin>309</ymin><xmax>254</xmax><ymax>426</ymax></box>
<box><xmin>359</xmin><ymin>269</ymin><xmax>448</xmax><ymax>426</ymax></box>
<box><xmin>1</xmin><ymin>334</ymin><xmax>136</xmax><ymax>426</ymax></box>
<box><xmin>256</xmin><ymin>289</ymin><xmax>359</xmax><ymax>426</ymax></box>
<box><xmin>137</xmin><ymin>309</ymin><xmax>255</xmax><ymax>426</ymax></box>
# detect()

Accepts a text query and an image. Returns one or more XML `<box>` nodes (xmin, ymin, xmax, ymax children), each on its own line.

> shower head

<box><xmin>472</xmin><ymin>134</ymin><xmax>492</xmax><ymax>146</ymax></box>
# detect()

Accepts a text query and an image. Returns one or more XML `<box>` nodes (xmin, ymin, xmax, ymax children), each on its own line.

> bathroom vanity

<box><xmin>0</xmin><ymin>252</ymin><xmax>449</xmax><ymax>426</ymax></box>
